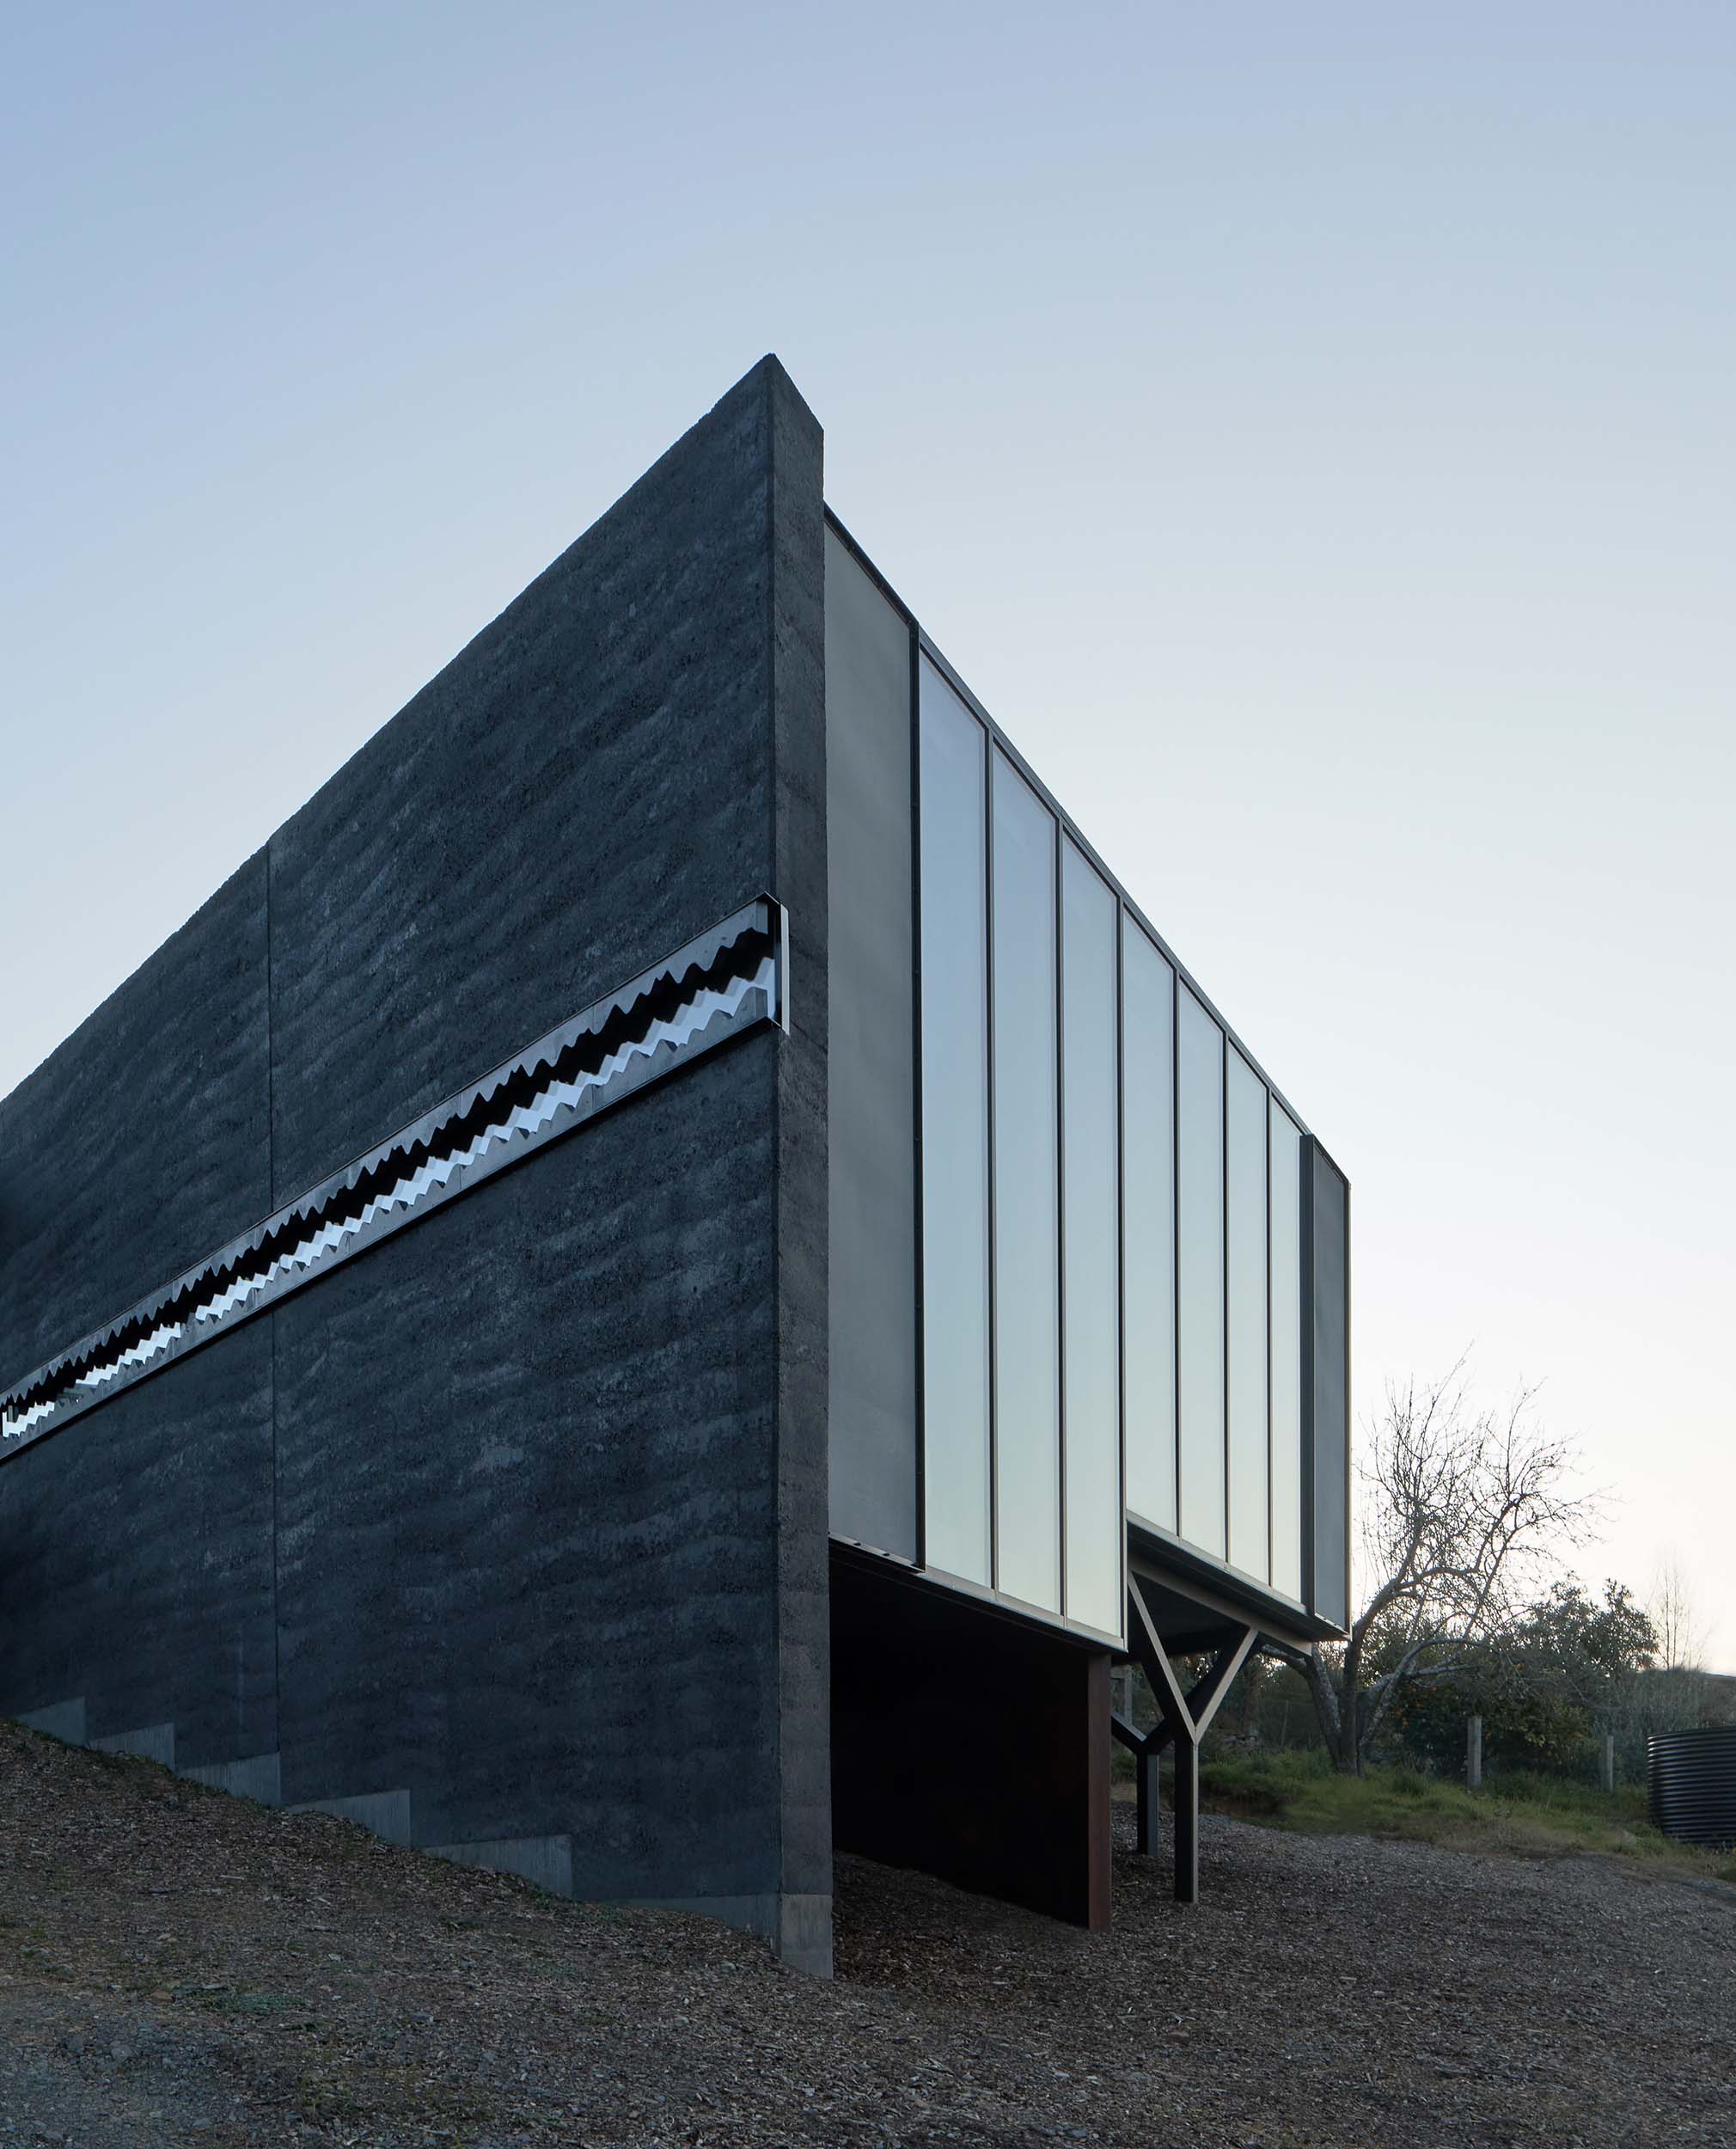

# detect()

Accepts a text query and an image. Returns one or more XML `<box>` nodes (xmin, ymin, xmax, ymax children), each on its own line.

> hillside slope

<box><xmin>1</xmin><ymin>1717</ymin><xmax>1731</xmax><ymax>2147</ymax></box>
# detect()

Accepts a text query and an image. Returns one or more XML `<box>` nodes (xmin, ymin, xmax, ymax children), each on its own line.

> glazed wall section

<box><xmin>823</xmin><ymin>531</ymin><xmax>918</xmax><ymax>1562</ymax></box>
<box><xmin>913</xmin><ymin>644</ymin><xmax>1343</xmax><ymax>1633</ymax></box>
<box><xmin>0</xmin><ymin>358</ymin><xmax>831</xmax><ymax>1962</ymax></box>
<box><xmin>822</xmin><ymin>545</ymin><xmax>1351</xmax><ymax>1642</ymax></box>
<box><xmin>1304</xmin><ymin>1141</ymin><xmax>1352</xmax><ymax>1632</ymax></box>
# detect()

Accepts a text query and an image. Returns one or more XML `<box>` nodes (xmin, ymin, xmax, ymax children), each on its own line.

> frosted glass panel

<box><xmin>1061</xmin><ymin>842</ymin><xmax>1122</xmax><ymax>1637</ymax></box>
<box><xmin>912</xmin><ymin>649</ymin><xmax>1336</xmax><ymax>1621</ymax></box>
<box><xmin>1226</xmin><ymin>1048</ymin><xmax>1269</xmax><ymax>1581</ymax></box>
<box><xmin>1122</xmin><ymin>925</ymin><xmax>1176</xmax><ymax>1530</ymax></box>
<box><xmin>1177</xmin><ymin>984</ymin><xmax>1226</xmax><ymax>1558</ymax></box>
<box><xmin>1269</xmin><ymin>1102</ymin><xmax>1304</xmax><ymax>1599</ymax></box>
<box><xmin>991</xmin><ymin>751</ymin><xmax>1061</xmax><ymax>1613</ymax></box>
<box><xmin>918</xmin><ymin>660</ymin><xmax>992</xmax><ymax>1585</ymax></box>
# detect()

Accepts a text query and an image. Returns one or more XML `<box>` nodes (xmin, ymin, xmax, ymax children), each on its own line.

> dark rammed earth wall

<box><xmin>0</xmin><ymin>358</ymin><xmax>832</xmax><ymax>1968</ymax></box>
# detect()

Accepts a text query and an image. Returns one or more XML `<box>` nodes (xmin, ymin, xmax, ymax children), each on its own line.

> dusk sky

<box><xmin>3</xmin><ymin>4</ymin><xmax>1731</xmax><ymax>1663</ymax></box>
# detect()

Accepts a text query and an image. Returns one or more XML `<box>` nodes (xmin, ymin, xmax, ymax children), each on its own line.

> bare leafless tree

<box><xmin>1268</xmin><ymin>1361</ymin><xmax>1601</xmax><ymax>1774</ymax></box>
<box><xmin>1649</xmin><ymin>1552</ymin><xmax>1706</xmax><ymax>1673</ymax></box>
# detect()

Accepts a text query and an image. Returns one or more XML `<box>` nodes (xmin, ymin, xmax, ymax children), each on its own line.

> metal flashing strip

<box><xmin>2</xmin><ymin>897</ymin><xmax>785</xmax><ymax>1459</ymax></box>
<box><xmin>1125</xmin><ymin>1511</ymin><xmax>1338</xmax><ymax>1646</ymax></box>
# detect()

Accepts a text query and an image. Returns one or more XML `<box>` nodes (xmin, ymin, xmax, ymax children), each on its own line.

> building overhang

<box><xmin>1127</xmin><ymin>1515</ymin><xmax>1346</xmax><ymax>1655</ymax></box>
<box><xmin>828</xmin><ymin>1538</ymin><xmax>1116</xmax><ymax>1655</ymax></box>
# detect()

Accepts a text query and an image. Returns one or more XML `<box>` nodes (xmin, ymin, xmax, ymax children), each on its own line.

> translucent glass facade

<box><xmin>1268</xmin><ymin>1101</ymin><xmax>1305</xmax><ymax>1600</ymax></box>
<box><xmin>1122</xmin><ymin>925</ymin><xmax>1176</xmax><ymax>1531</ymax></box>
<box><xmin>906</xmin><ymin>639</ymin><xmax>1329</xmax><ymax>1642</ymax></box>
<box><xmin>1061</xmin><ymin>842</ymin><xmax>1122</xmax><ymax>1638</ymax></box>
<box><xmin>1177</xmin><ymin>985</ymin><xmax>1226</xmax><ymax>1558</ymax></box>
<box><xmin>918</xmin><ymin>664</ymin><xmax>992</xmax><ymax>1587</ymax></box>
<box><xmin>1226</xmin><ymin>1047</ymin><xmax>1269</xmax><ymax>1581</ymax></box>
<box><xmin>991</xmin><ymin>752</ymin><xmax>1062</xmax><ymax>1613</ymax></box>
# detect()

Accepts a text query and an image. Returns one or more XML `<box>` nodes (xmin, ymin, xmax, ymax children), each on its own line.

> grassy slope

<box><xmin>1199</xmin><ymin>1749</ymin><xmax>1736</xmax><ymax>1886</ymax></box>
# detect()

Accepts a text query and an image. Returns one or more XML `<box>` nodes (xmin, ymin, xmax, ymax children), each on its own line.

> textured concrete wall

<box><xmin>767</xmin><ymin>364</ymin><xmax>831</xmax><ymax>1954</ymax></box>
<box><xmin>266</xmin><ymin>363</ymin><xmax>798</xmax><ymax>1201</ymax></box>
<box><xmin>0</xmin><ymin>1322</ymin><xmax>278</xmax><ymax>1772</ymax></box>
<box><xmin>0</xmin><ymin>856</ymin><xmax>272</xmax><ymax>1389</ymax></box>
<box><xmin>0</xmin><ymin>856</ymin><xmax>277</xmax><ymax>1770</ymax></box>
<box><xmin>0</xmin><ymin>356</ymin><xmax>831</xmax><ymax>1967</ymax></box>
<box><xmin>270</xmin><ymin>1046</ymin><xmax>783</xmax><ymax>1891</ymax></box>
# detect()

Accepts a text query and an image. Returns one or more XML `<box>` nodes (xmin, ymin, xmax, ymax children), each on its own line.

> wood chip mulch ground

<box><xmin>2</xmin><ymin>1717</ymin><xmax>1732</xmax><ymax>2147</ymax></box>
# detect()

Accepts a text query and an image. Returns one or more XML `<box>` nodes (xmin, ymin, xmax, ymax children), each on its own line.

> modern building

<box><xmin>0</xmin><ymin>358</ymin><xmax>1349</xmax><ymax>1976</ymax></box>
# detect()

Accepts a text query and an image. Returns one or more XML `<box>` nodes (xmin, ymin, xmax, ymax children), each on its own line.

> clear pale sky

<box><xmin>3</xmin><ymin>6</ymin><xmax>1731</xmax><ymax>1665</ymax></box>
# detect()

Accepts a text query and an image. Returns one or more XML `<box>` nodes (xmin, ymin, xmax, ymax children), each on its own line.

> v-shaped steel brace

<box><xmin>1115</xmin><ymin>1576</ymin><xmax>1258</xmax><ymax>1904</ymax></box>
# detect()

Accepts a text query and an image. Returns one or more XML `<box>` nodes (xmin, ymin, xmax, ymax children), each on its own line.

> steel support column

<box><xmin>1136</xmin><ymin>1748</ymin><xmax>1160</xmax><ymax>1858</ymax></box>
<box><xmin>1173</xmin><ymin>1739</ymin><xmax>1201</xmax><ymax>1902</ymax></box>
<box><xmin>1121</xmin><ymin>1577</ymin><xmax>1257</xmax><ymax>1904</ymax></box>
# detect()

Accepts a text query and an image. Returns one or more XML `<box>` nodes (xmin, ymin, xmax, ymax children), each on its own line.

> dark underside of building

<box><xmin>0</xmin><ymin>358</ymin><xmax>1348</xmax><ymax>1975</ymax></box>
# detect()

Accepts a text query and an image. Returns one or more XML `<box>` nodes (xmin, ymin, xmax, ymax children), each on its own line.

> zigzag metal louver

<box><xmin>0</xmin><ymin>898</ymin><xmax>787</xmax><ymax>1458</ymax></box>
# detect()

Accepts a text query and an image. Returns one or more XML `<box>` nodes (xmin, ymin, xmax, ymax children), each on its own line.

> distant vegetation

<box><xmin>1246</xmin><ymin>1357</ymin><xmax>1728</xmax><ymax>1780</ymax></box>
<box><xmin>1191</xmin><ymin>1748</ymin><xmax>1736</xmax><ymax>1888</ymax></box>
<box><xmin>1112</xmin><ymin>1362</ymin><xmax>1730</xmax><ymax>1881</ymax></box>
<box><xmin>1263</xmin><ymin>1362</ymin><xmax>1603</xmax><ymax>1773</ymax></box>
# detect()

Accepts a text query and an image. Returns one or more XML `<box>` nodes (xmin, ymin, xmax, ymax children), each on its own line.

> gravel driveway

<box><xmin>2</xmin><ymin>1718</ymin><xmax>1731</xmax><ymax>2147</ymax></box>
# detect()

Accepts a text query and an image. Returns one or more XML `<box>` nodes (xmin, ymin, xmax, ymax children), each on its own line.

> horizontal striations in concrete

<box><xmin>0</xmin><ymin>854</ymin><xmax>272</xmax><ymax>1394</ymax></box>
<box><xmin>258</xmin><ymin>358</ymin><xmax>816</xmax><ymax>1915</ymax></box>
<box><xmin>265</xmin><ymin>364</ymin><xmax>787</xmax><ymax>1206</ymax></box>
<box><xmin>0</xmin><ymin>1319</ymin><xmax>277</xmax><ymax>1764</ymax></box>
<box><xmin>272</xmin><ymin>1037</ymin><xmax>781</xmax><ymax>1894</ymax></box>
<box><xmin>0</xmin><ymin>356</ymin><xmax>831</xmax><ymax>1961</ymax></box>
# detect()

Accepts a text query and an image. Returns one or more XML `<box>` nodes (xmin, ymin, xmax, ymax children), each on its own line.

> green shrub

<box><xmin>1185</xmin><ymin>1754</ymin><xmax>1730</xmax><ymax>1889</ymax></box>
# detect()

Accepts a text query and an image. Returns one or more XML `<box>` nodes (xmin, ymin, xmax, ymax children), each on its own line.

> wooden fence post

<box><xmin>1601</xmin><ymin>1732</ymin><xmax>1616</xmax><ymax>1792</ymax></box>
<box><xmin>1466</xmin><ymin>1715</ymin><xmax>1482</xmax><ymax>1791</ymax></box>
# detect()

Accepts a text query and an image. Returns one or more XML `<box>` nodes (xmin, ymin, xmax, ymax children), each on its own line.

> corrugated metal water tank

<box><xmin>1647</xmin><ymin>1727</ymin><xmax>1736</xmax><ymax>1849</ymax></box>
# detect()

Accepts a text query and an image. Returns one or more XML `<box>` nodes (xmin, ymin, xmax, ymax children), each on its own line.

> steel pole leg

<box><xmin>1136</xmin><ymin>1748</ymin><xmax>1161</xmax><ymax>1857</ymax></box>
<box><xmin>1173</xmin><ymin>1739</ymin><xmax>1199</xmax><ymax>1905</ymax></box>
